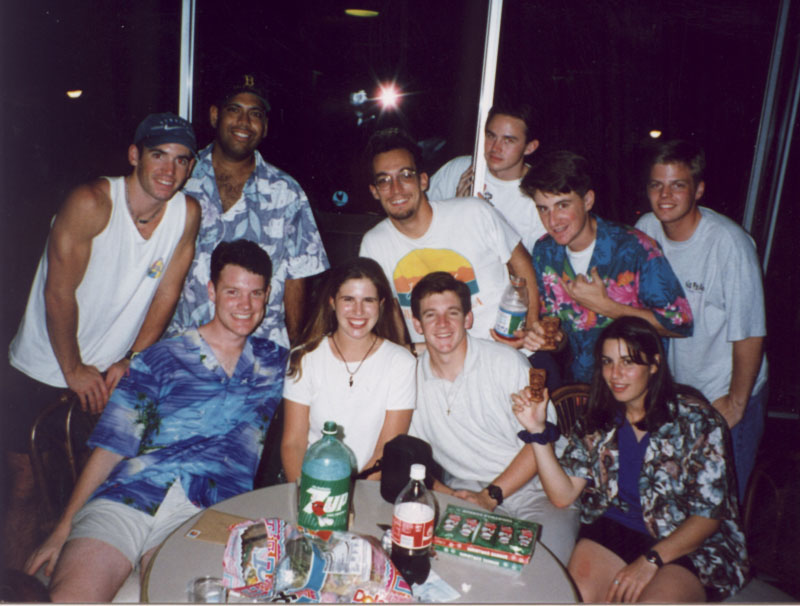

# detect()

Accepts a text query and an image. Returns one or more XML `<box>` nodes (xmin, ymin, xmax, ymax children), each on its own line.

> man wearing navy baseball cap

<box><xmin>4</xmin><ymin>112</ymin><xmax>200</xmax><ymax>568</ymax></box>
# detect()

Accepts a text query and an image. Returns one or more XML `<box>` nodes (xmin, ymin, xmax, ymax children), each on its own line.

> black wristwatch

<box><xmin>644</xmin><ymin>549</ymin><xmax>663</xmax><ymax>568</ymax></box>
<box><xmin>486</xmin><ymin>483</ymin><xmax>504</xmax><ymax>506</ymax></box>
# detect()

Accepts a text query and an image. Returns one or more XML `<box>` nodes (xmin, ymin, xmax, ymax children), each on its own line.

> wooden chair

<box><xmin>740</xmin><ymin>450</ymin><xmax>800</xmax><ymax>599</ymax></box>
<box><xmin>549</xmin><ymin>383</ymin><xmax>590</xmax><ymax>438</ymax></box>
<box><xmin>29</xmin><ymin>395</ymin><xmax>99</xmax><ymax>520</ymax></box>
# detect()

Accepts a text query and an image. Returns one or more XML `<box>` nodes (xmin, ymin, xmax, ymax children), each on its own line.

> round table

<box><xmin>144</xmin><ymin>480</ymin><xmax>577</xmax><ymax>603</ymax></box>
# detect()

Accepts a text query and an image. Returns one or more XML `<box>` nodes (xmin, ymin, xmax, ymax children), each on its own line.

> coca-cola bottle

<box><xmin>390</xmin><ymin>463</ymin><xmax>436</xmax><ymax>585</ymax></box>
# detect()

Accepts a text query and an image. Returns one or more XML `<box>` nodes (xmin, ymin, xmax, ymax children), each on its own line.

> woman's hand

<box><xmin>605</xmin><ymin>556</ymin><xmax>658</xmax><ymax>603</ymax></box>
<box><xmin>511</xmin><ymin>386</ymin><xmax>548</xmax><ymax>433</ymax></box>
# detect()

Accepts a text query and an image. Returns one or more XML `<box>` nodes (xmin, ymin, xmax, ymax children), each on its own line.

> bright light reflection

<box><xmin>345</xmin><ymin>9</ymin><xmax>379</xmax><ymax>17</ymax></box>
<box><xmin>67</xmin><ymin>90</ymin><xmax>83</xmax><ymax>99</ymax></box>
<box><xmin>377</xmin><ymin>83</ymin><xmax>400</xmax><ymax>109</ymax></box>
<box><xmin>649</xmin><ymin>129</ymin><xmax>662</xmax><ymax>138</ymax></box>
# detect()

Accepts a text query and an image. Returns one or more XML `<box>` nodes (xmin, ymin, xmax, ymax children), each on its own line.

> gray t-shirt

<box><xmin>636</xmin><ymin>207</ymin><xmax>767</xmax><ymax>402</ymax></box>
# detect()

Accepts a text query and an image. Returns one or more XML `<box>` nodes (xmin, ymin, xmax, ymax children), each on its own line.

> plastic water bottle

<box><xmin>391</xmin><ymin>464</ymin><xmax>436</xmax><ymax>586</ymax></box>
<box><xmin>495</xmin><ymin>275</ymin><xmax>529</xmax><ymax>338</ymax></box>
<box><xmin>297</xmin><ymin>421</ymin><xmax>356</xmax><ymax>533</ymax></box>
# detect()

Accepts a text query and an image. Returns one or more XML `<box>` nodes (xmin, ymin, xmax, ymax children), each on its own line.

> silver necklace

<box><xmin>330</xmin><ymin>334</ymin><xmax>378</xmax><ymax>387</ymax></box>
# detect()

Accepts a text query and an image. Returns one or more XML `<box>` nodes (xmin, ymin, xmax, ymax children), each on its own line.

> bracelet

<box><xmin>517</xmin><ymin>422</ymin><xmax>560</xmax><ymax>444</ymax></box>
<box><xmin>124</xmin><ymin>349</ymin><xmax>140</xmax><ymax>362</ymax></box>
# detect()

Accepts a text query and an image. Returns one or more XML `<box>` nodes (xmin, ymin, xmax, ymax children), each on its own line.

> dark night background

<box><xmin>2</xmin><ymin>0</ymin><xmax>798</xmax><ymax>416</ymax></box>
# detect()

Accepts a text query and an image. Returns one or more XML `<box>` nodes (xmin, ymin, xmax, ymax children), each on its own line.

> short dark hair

<box><xmin>410</xmin><ymin>271</ymin><xmax>472</xmax><ymax>320</ymax></box>
<box><xmin>521</xmin><ymin>150</ymin><xmax>593</xmax><ymax>198</ymax></box>
<box><xmin>210</xmin><ymin>239</ymin><xmax>272</xmax><ymax>287</ymax></box>
<box><xmin>645</xmin><ymin>139</ymin><xmax>706</xmax><ymax>183</ymax></box>
<box><xmin>487</xmin><ymin>101</ymin><xmax>538</xmax><ymax>143</ymax></box>
<box><xmin>365</xmin><ymin>128</ymin><xmax>423</xmax><ymax>178</ymax></box>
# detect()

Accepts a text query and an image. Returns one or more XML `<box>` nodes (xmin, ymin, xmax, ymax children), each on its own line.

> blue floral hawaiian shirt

<box><xmin>167</xmin><ymin>144</ymin><xmax>329</xmax><ymax>349</ymax></box>
<box><xmin>532</xmin><ymin>215</ymin><xmax>692</xmax><ymax>382</ymax></box>
<box><xmin>87</xmin><ymin>329</ymin><xmax>288</xmax><ymax>515</ymax></box>
<box><xmin>560</xmin><ymin>397</ymin><xmax>749</xmax><ymax>598</ymax></box>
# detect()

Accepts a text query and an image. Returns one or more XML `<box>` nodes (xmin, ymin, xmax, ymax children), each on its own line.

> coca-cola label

<box><xmin>391</xmin><ymin>502</ymin><xmax>434</xmax><ymax>549</ymax></box>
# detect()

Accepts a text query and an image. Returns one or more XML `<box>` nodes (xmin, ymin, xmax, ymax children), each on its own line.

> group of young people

<box><xmin>281</xmin><ymin>111</ymin><xmax>762</xmax><ymax>602</ymax></box>
<box><xmin>6</xmin><ymin>79</ymin><xmax>764</xmax><ymax>603</ymax></box>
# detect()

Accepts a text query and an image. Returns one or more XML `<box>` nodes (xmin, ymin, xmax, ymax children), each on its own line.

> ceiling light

<box><xmin>66</xmin><ymin>90</ymin><xmax>83</xmax><ymax>99</ymax></box>
<box><xmin>345</xmin><ymin>9</ymin><xmax>379</xmax><ymax>17</ymax></box>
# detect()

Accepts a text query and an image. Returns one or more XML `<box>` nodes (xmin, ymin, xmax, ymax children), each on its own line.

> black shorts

<box><xmin>578</xmin><ymin>516</ymin><xmax>721</xmax><ymax>601</ymax></box>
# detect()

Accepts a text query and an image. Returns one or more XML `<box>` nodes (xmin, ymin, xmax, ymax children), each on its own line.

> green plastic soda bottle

<box><xmin>296</xmin><ymin>421</ymin><xmax>356</xmax><ymax>533</ymax></box>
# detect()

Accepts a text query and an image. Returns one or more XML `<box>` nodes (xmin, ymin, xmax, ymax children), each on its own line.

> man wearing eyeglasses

<box><xmin>359</xmin><ymin>128</ymin><xmax>539</xmax><ymax>351</ymax></box>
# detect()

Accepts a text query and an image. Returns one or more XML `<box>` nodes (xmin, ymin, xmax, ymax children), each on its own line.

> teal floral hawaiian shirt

<box><xmin>88</xmin><ymin>329</ymin><xmax>288</xmax><ymax>515</ymax></box>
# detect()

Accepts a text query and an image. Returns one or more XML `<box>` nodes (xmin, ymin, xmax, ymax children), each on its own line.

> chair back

<box><xmin>549</xmin><ymin>384</ymin><xmax>590</xmax><ymax>438</ymax></box>
<box><xmin>742</xmin><ymin>451</ymin><xmax>800</xmax><ymax>598</ymax></box>
<box><xmin>29</xmin><ymin>395</ymin><xmax>99</xmax><ymax>520</ymax></box>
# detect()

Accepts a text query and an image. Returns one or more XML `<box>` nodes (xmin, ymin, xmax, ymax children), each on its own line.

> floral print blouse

<box><xmin>560</xmin><ymin>396</ymin><xmax>749</xmax><ymax>598</ymax></box>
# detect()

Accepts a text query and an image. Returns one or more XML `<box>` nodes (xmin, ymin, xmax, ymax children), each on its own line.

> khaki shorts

<box><xmin>68</xmin><ymin>481</ymin><xmax>202</xmax><ymax>567</ymax></box>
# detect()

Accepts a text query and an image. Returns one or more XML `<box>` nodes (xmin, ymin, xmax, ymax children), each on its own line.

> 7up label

<box><xmin>297</xmin><ymin>474</ymin><xmax>351</xmax><ymax>532</ymax></box>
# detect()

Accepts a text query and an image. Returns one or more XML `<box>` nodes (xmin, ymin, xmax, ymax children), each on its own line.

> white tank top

<box><xmin>9</xmin><ymin>176</ymin><xmax>187</xmax><ymax>387</ymax></box>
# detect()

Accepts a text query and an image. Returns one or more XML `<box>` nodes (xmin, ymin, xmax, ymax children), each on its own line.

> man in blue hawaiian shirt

<box><xmin>25</xmin><ymin>240</ymin><xmax>288</xmax><ymax>603</ymax></box>
<box><xmin>168</xmin><ymin>73</ymin><xmax>329</xmax><ymax>348</ymax></box>
<box><xmin>519</xmin><ymin>151</ymin><xmax>693</xmax><ymax>383</ymax></box>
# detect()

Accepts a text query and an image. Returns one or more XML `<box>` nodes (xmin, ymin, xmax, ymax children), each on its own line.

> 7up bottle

<box><xmin>297</xmin><ymin>421</ymin><xmax>356</xmax><ymax>534</ymax></box>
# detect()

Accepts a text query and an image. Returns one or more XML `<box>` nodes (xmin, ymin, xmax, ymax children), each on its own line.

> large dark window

<box><xmin>2</xmin><ymin>1</ymin><xmax>181</xmax><ymax>345</ymax></box>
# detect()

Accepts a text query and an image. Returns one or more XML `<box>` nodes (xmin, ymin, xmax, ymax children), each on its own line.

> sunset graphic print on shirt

<box><xmin>393</xmin><ymin>248</ymin><xmax>478</xmax><ymax>319</ymax></box>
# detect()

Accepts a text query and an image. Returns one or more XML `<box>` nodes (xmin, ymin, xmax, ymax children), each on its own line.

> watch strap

<box><xmin>486</xmin><ymin>483</ymin><xmax>504</xmax><ymax>506</ymax></box>
<box><xmin>645</xmin><ymin>549</ymin><xmax>663</xmax><ymax>568</ymax></box>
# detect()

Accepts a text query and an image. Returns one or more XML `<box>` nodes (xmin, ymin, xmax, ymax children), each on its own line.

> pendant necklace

<box><xmin>125</xmin><ymin>181</ymin><xmax>163</xmax><ymax>224</ymax></box>
<box><xmin>330</xmin><ymin>334</ymin><xmax>378</xmax><ymax>387</ymax></box>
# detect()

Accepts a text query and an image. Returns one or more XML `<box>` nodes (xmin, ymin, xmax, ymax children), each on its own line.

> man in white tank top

<box><xmin>3</xmin><ymin>113</ymin><xmax>201</xmax><ymax>569</ymax></box>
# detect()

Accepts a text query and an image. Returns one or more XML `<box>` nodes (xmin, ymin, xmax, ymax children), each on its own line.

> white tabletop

<box><xmin>144</xmin><ymin>480</ymin><xmax>577</xmax><ymax>603</ymax></box>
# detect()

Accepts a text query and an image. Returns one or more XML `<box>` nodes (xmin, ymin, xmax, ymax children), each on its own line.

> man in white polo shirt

<box><xmin>408</xmin><ymin>271</ymin><xmax>579</xmax><ymax>565</ymax></box>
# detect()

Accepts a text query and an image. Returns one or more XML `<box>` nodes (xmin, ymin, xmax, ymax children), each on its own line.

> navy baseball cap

<box><xmin>134</xmin><ymin>113</ymin><xmax>197</xmax><ymax>154</ymax></box>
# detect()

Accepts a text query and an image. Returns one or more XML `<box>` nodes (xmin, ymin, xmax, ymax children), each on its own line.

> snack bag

<box><xmin>223</xmin><ymin>518</ymin><xmax>293</xmax><ymax>600</ymax></box>
<box><xmin>223</xmin><ymin>518</ymin><xmax>413</xmax><ymax>603</ymax></box>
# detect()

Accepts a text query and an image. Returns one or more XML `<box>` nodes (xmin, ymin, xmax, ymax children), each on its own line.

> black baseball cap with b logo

<box><xmin>215</xmin><ymin>73</ymin><xmax>271</xmax><ymax>112</ymax></box>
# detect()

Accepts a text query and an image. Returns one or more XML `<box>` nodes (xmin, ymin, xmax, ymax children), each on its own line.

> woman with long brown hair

<box><xmin>281</xmin><ymin>257</ymin><xmax>415</xmax><ymax>480</ymax></box>
<box><xmin>512</xmin><ymin>317</ymin><xmax>747</xmax><ymax>602</ymax></box>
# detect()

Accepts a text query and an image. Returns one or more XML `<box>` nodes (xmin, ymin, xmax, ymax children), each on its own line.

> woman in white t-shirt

<box><xmin>281</xmin><ymin>257</ymin><xmax>416</xmax><ymax>480</ymax></box>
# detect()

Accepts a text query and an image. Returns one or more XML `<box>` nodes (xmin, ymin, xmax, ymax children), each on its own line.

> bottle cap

<box><xmin>322</xmin><ymin>421</ymin><xmax>338</xmax><ymax>434</ymax></box>
<box><xmin>410</xmin><ymin>463</ymin><xmax>426</xmax><ymax>480</ymax></box>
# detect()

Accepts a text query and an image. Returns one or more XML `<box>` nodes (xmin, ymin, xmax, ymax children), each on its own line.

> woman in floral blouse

<box><xmin>512</xmin><ymin>316</ymin><xmax>748</xmax><ymax>602</ymax></box>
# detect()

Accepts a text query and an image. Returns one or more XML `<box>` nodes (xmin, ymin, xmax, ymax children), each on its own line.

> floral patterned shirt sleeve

<box><xmin>87</xmin><ymin>330</ymin><xmax>288</xmax><ymax>515</ymax></box>
<box><xmin>167</xmin><ymin>144</ymin><xmax>329</xmax><ymax>349</ymax></box>
<box><xmin>532</xmin><ymin>215</ymin><xmax>692</xmax><ymax>382</ymax></box>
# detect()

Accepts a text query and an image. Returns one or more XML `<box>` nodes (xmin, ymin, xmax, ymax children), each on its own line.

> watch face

<box><xmin>487</xmin><ymin>484</ymin><xmax>503</xmax><ymax>504</ymax></box>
